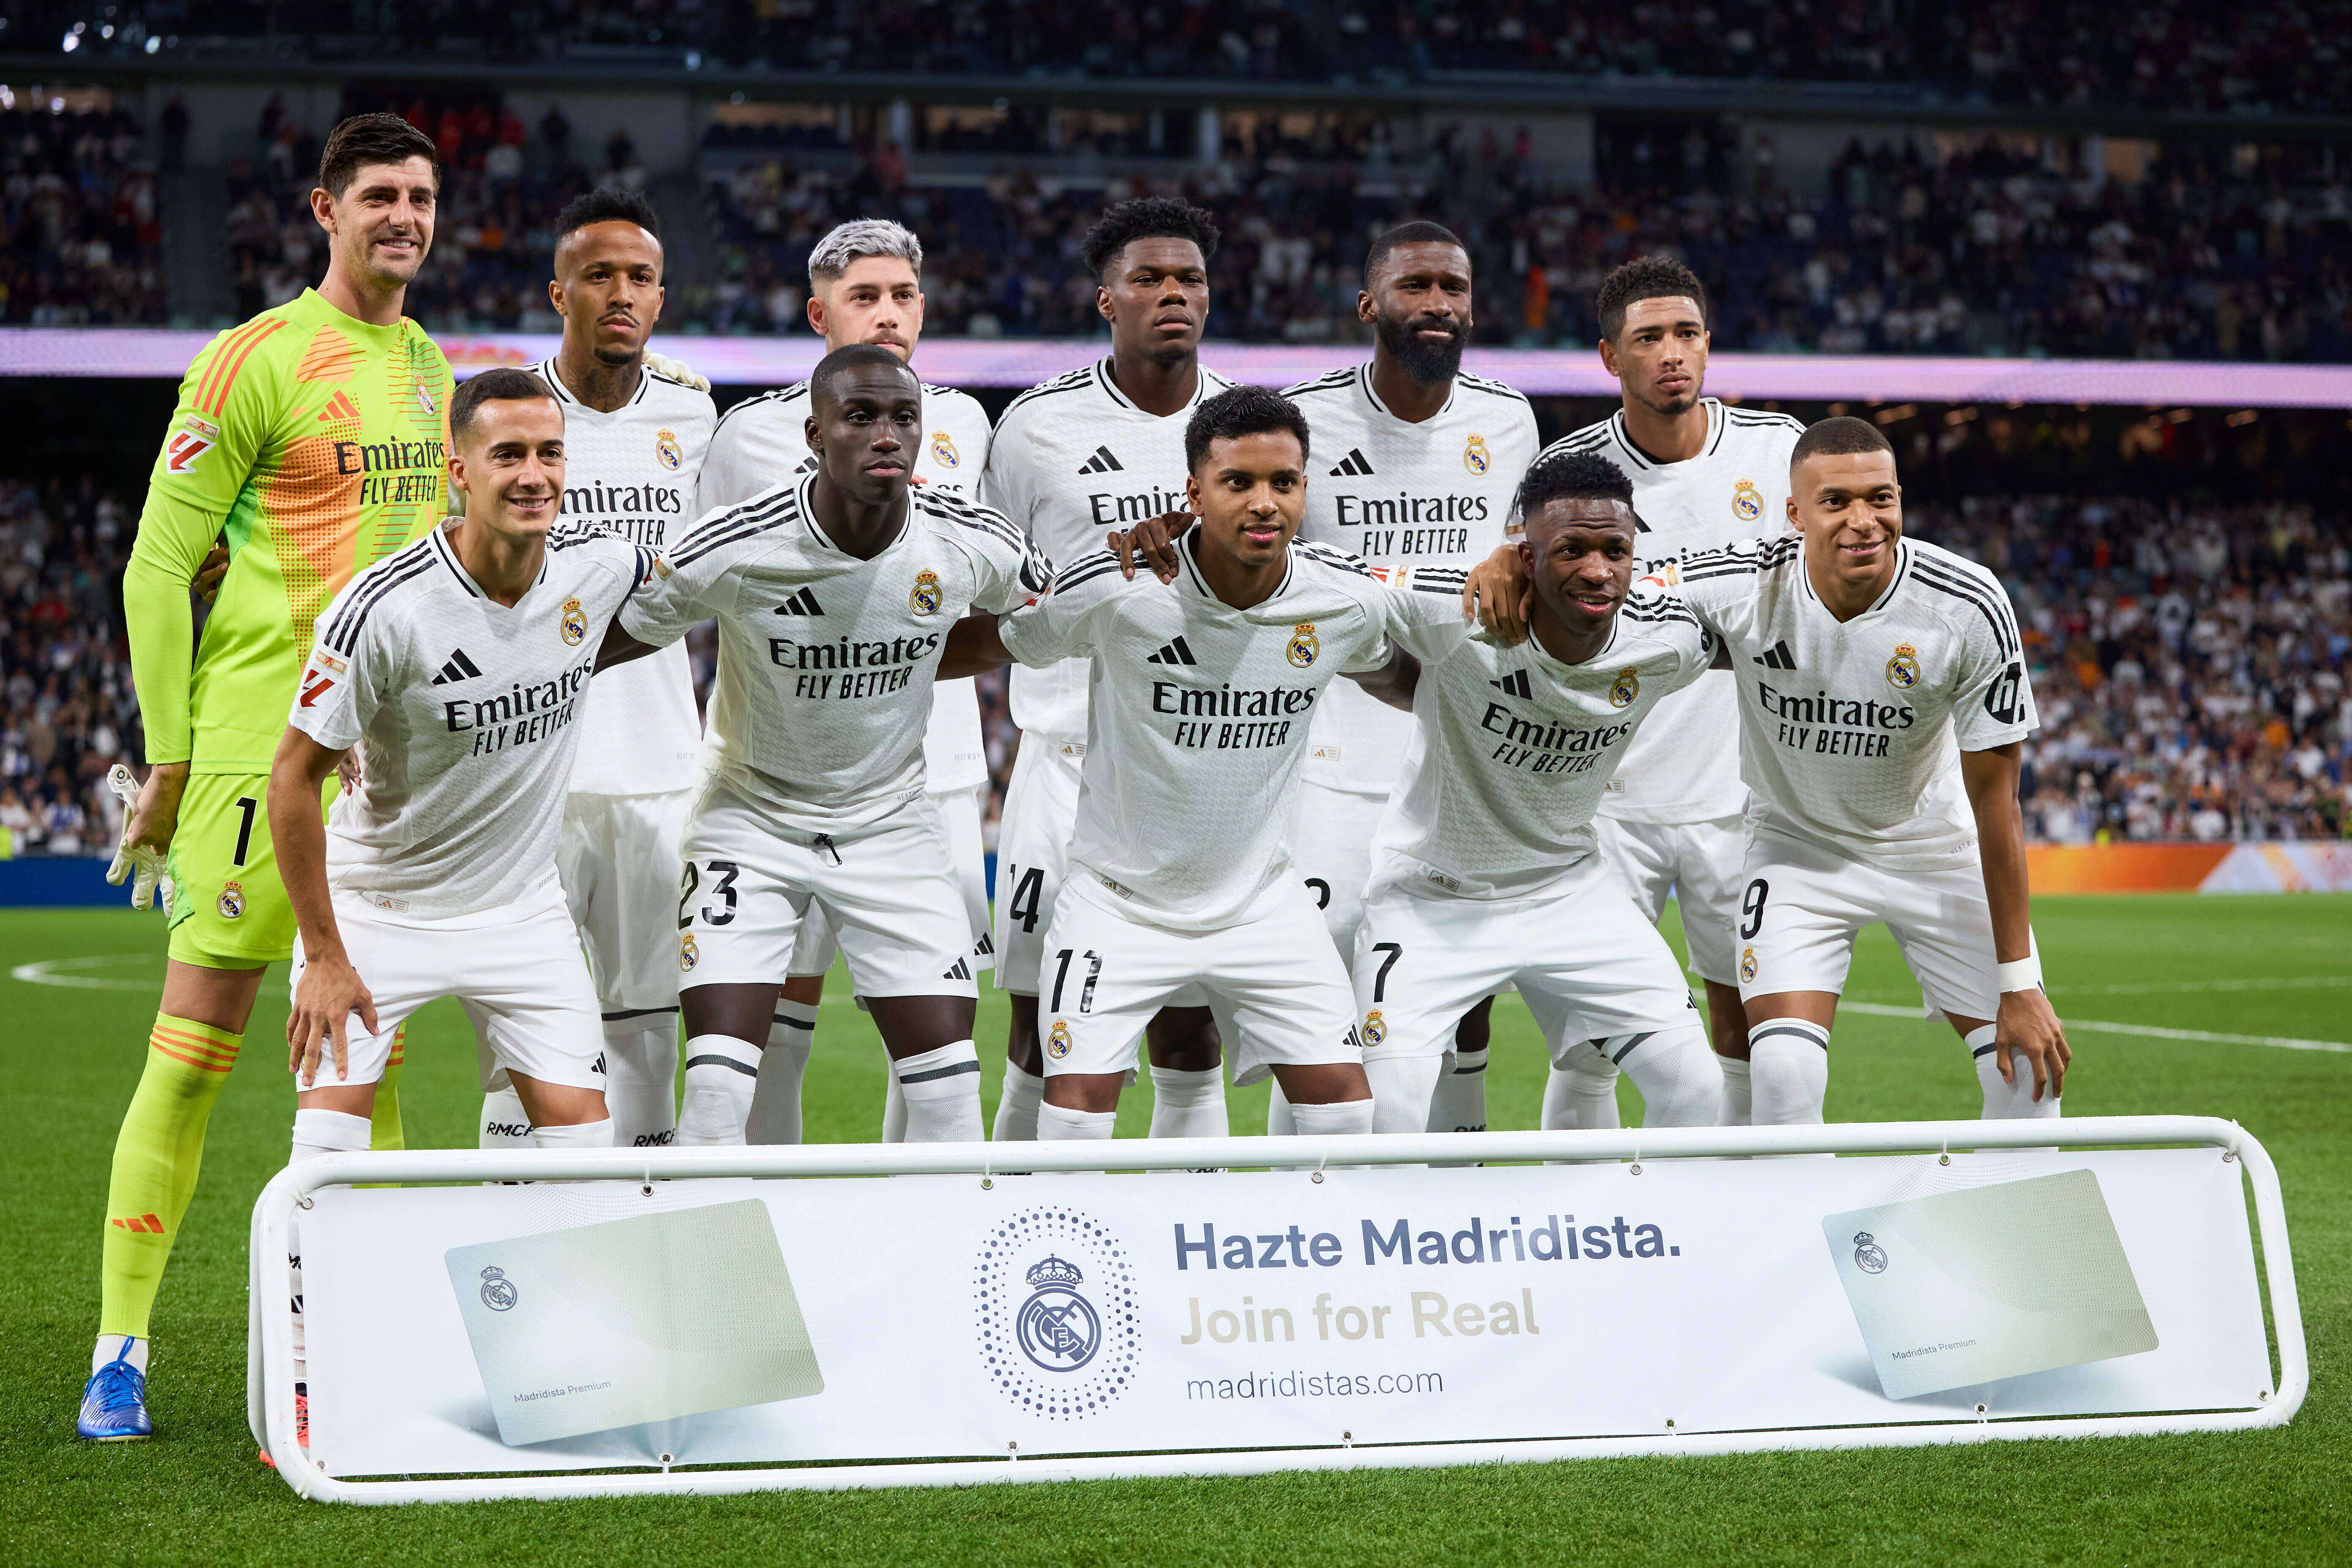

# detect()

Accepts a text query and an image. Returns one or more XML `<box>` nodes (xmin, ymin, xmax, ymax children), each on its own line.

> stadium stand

<box><xmin>0</xmin><ymin>98</ymin><xmax>165</xmax><ymax>325</ymax></box>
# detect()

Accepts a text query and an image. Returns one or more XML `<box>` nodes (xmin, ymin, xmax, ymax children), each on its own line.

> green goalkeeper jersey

<box><xmin>127</xmin><ymin>288</ymin><xmax>455</xmax><ymax>774</ymax></box>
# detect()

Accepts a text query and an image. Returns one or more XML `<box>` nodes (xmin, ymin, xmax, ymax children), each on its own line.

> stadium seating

<box><xmin>0</xmin><ymin>102</ymin><xmax>165</xmax><ymax>325</ymax></box>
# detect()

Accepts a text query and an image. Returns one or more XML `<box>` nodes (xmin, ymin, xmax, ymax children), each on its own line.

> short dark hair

<box><xmin>554</xmin><ymin>186</ymin><xmax>662</xmax><ymax>245</ymax></box>
<box><xmin>1081</xmin><ymin>197</ymin><xmax>1220</xmax><ymax>281</ymax></box>
<box><xmin>1516</xmin><ymin>449</ymin><xmax>1635</xmax><ymax>518</ymax></box>
<box><xmin>318</xmin><ymin>112</ymin><xmax>439</xmax><ymax>199</ymax></box>
<box><xmin>450</xmin><ymin>368</ymin><xmax>555</xmax><ymax>447</ymax></box>
<box><xmin>1791</xmin><ymin>415</ymin><xmax>1895</xmax><ymax>471</ymax></box>
<box><xmin>809</xmin><ymin>342</ymin><xmax>917</xmax><ymax>410</ymax></box>
<box><xmin>1595</xmin><ymin>255</ymin><xmax>1707</xmax><ymax>342</ymax></box>
<box><xmin>1184</xmin><ymin>385</ymin><xmax>1309</xmax><ymax>474</ymax></box>
<box><xmin>1363</xmin><ymin>220</ymin><xmax>1467</xmax><ymax>288</ymax></box>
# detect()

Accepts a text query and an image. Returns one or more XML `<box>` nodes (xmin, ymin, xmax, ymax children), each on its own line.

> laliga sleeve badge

<box><xmin>1362</xmin><ymin>1009</ymin><xmax>1387</xmax><ymax>1048</ymax></box>
<box><xmin>1739</xmin><ymin>946</ymin><xmax>1758</xmax><ymax>983</ymax></box>
<box><xmin>1732</xmin><ymin>479</ymin><xmax>1764</xmax><ymax>521</ymax></box>
<box><xmin>1047</xmin><ymin>1018</ymin><xmax>1072</xmax><ymax>1058</ymax></box>
<box><xmin>679</xmin><ymin>932</ymin><xmax>699</xmax><ymax>973</ymax></box>
<box><xmin>655</xmin><ymin>428</ymin><xmax>683</xmax><ymax>471</ymax></box>
<box><xmin>1886</xmin><ymin>641</ymin><xmax>1921</xmax><ymax>689</ymax></box>
<box><xmin>653</xmin><ymin>554</ymin><xmax>673</xmax><ymax>579</ymax></box>
<box><xmin>930</xmin><ymin>430</ymin><xmax>960</xmax><ymax>469</ymax></box>
<box><xmin>1463</xmin><ymin>433</ymin><xmax>1491</xmax><ymax>474</ymax></box>
<box><xmin>1609</xmin><ymin>666</ymin><xmax>1640</xmax><ymax>708</ymax></box>
<box><xmin>1286</xmin><ymin>622</ymin><xmax>1320</xmax><ymax>668</ymax></box>
<box><xmin>560</xmin><ymin>596</ymin><xmax>587</xmax><ymax>645</ymax></box>
<box><xmin>909</xmin><ymin>569</ymin><xmax>943</xmax><ymax>616</ymax></box>
<box><xmin>217</xmin><ymin>880</ymin><xmax>245</xmax><ymax>921</ymax></box>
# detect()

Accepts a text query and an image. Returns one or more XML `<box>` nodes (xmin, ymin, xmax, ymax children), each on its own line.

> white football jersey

<box><xmin>622</xmin><ymin>474</ymin><xmax>1049</xmax><ymax>834</ymax></box>
<box><xmin>1667</xmin><ymin>534</ymin><xmax>2038</xmax><ymax>871</ymax></box>
<box><xmin>699</xmin><ymin>378</ymin><xmax>996</xmax><ymax>792</ymax></box>
<box><xmin>1542</xmin><ymin>398</ymin><xmax>1804</xmax><ymax>825</ymax></box>
<box><xmin>1373</xmin><ymin>569</ymin><xmax>1714</xmax><ymax>900</ymax></box>
<box><xmin>532</xmin><ymin>357</ymin><xmax>715</xmax><ymax>796</ymax></box>
<box><xmin>998</xmin><ymin>530</ymin><xmax>1391</xmax><ymax>927</ymax></box>
<box><xmin>1286</xmin><ymin>363</ymin><xmax>1537</xmax><ymax>798</ymax></box>
<box><xmin>980</xmin><ymin>357</ymin><xmax>1235</xmax><ymax>739</ymax></box>
<box><xmin>291</xmin><ymin>521</ymin><xmax>655</xmax><ymax>917</ymax></box>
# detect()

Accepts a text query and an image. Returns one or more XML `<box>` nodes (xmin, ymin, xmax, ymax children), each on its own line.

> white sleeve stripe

<box><xmin>321</xmin><ymin>552</ymin><xmax>435</xmax><ymax>655</ymax></box>
<box><xmin>1909</xmin><ymin>559</ymin><xmax>2021</xmax><ymax>656</ymax></box>
<box><xmin>670</xmin><ymin>489</ymin><xmax>801</xmax><ymax>567</ymax></box>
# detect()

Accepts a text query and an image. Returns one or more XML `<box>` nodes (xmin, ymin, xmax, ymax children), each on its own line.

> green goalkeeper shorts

<box><xmin>164</xmin><ymin>772</ymin><xmax>331</xmax><ymax>968</ymax></box>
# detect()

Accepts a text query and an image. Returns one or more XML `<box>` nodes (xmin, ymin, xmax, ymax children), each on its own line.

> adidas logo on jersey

<box><xmin>430</xmin><ymin>648</ymin><xmax>483</xmax><ymax>685</ymax></box>
<box><xmin>317</xmin><ymin>390</ymin><xmax>360</xmax><ymax>423</ymax></box>
<box><xmin>1077</xmin><ymin>446</ymin><xmax>1124</xmax><ymax>475</ymax></box>
<box><xmin>1329</xmin><ymin>448</ymin><xmax>1374</xmax><ymax>477</ymax></box>
<box><xmin>1489</xmin><ymin>668</ymin><xmax>1533</xmax><ymax>699</ymax></box>
<box><xmin>1753</xmin><ymin>640</ymin><xmax>1797</xmax><ymax>670</ymax></box>
<box><xmin>1146</xmin><ymin>636</ymin><xmax>1200</xmax><ymax>666</ymax></box>
<box><xmin>941</xmin><ymin>956</ymin><xmax>973</xmax><ymax>981</ymax></box>
<box><xmin>772</xmin><ymin>587</ymin><xmax>825</xmax><ymax>616</ymax></box>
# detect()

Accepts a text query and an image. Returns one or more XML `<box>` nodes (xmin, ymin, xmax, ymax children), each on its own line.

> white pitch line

<box><xmin>2065</xmin><ymin>975</ymin><xmax>2352</xmax><ymax>997</ymax></box>
<box><xmin>10</xmin><ymin>953</ymin><xmax>164</xmax><ymax>991</ymax></box>
<box><xmin>1836</xmin><ymin>999</ymin><xmax>2352</xmax><ymax>1054</ymax></box>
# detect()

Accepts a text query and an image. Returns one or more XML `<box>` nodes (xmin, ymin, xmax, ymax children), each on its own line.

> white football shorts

<box><xmin>990</xmin><ymin>731</ymin><xmax>1085</xmax><ymax>993</ymax></box>
<box><xmin>1353</xmin><ymin>856</ymin><xmax>1700</xmax><ymax>1066</ymax></box>
<box><xmin>677</xmin><ymin>774</ymin><xmax>977</xmax><ymax>1000</ymax></box>
<box><xmin>1036</xmin><ymin>873</ymin><xmax>1359</xmax><ymax>1087</ymax></box>
<box><xmin>290</xmin><ymin>878</ymin><xmax>606</xmax><ymax>1092</ymax></box>
<box><xmin>1290</xmin><ymin>777</ymin><xmax>1382</xmax><ymax>957</ymax></box>
<box><xmin>787</xmin><ymin>781</ymin><xmax>992</xmax><ymax>979</ymax></box>
<box><xmin>1733</xmin><ymin>826</ymin><xmax>2000</xmax><ymax>1021</ymax></box>
<box><xmin>559</xmin><ymin>787</ymin><xmax>691</xmax><ymax>1015</ymax></box>
<box><xmin>1593</xmin><ymin>811</ymin><xmax>1747</xmax><ymax>988</ymax></box>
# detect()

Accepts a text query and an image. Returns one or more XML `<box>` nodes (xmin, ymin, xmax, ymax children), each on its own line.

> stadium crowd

<box><xmin>0</xmin><ymin>99</ymin><xmax>165</xmax><ymax>325</ymax></box>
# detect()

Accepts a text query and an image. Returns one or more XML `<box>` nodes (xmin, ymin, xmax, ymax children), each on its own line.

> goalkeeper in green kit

<box><xmin>78</xmin><ymin>114</ymin><xmax>455</xmax><ymax>1442</ymax></box>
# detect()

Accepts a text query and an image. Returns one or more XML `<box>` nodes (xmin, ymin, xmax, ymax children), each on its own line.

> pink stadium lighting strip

<box><xmin>7</xmin><ymin>329</ymin><xmax>2352</xmax><ymax>406</ymax></box>
<box><xmin>248</xmin><ymin>1115</ymin><xmax>2305</xmax><ymax>1505</ymax></box>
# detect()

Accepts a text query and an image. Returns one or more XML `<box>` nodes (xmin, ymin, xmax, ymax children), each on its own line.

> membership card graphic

<box><xmin>1823</xmin><ymin>1168</ymin><xmax>2159</xmax><ymax>1401</ymax></box>
<box><xmin>445</xmin><ymin>1199</ymin><xmax>823</xmax><ymax>1445</ymax></box>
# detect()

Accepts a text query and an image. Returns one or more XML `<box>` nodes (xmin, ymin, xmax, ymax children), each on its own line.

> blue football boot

<box><xmin>77</xmin><ymin>1339</ymin><xmax>153</xmax><ymax>1441</ymax></box>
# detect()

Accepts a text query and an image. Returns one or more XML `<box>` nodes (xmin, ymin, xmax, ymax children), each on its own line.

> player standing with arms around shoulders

<box><xmin>696</xmin><ymin>219</ymin><xmax>996</xmax><ymax>1145</ymax></box>
<box><xmin>81</xmin><ymin>113</ymin><xmax>452</xmax><ymax>1443</ymax></box>
<box><xmin>469</xmin><ymin>188</ymin><xmax>715</xmax><ymax>1156</ymax></box>
<box><xmin>1533</xmin><ymin>256</ymin><xmax>1802</xmax><ymax>1131</ymax></box>
<box><xmin>1468</xmin><ymin>417</ymin><xmax>2070</xmax><ymax>1124</ymax></box>
<box><xmin>943</xmin><ymin>387</ymin><xmax>1412</xmax><ymax>1140</ymax></box>
<box><xmin>602</xmin><ymin>346</ymin><xmax>1050</xmax><ymax>1146</ymax></box>
<box><xmin>980</xmin><ymin>198</ymin><xmax>1234</xmax><ymax>1143</ymax></box>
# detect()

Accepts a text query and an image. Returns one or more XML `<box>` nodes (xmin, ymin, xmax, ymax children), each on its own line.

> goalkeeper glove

<box><xmin>104</xmin><ymin>764</ymin><xmax>175</xmax><ymax>916</ymax></box>
<box><xmin>644</xmin><ymin>350</ymin><xmax>710</xmax><ymax>392</ymax></box>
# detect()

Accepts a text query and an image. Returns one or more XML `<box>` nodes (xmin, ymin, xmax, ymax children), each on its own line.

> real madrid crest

<box><xmin>560</xmin><ymin>595</ymin><xmax>587</xmax><ymax>645</ymax></box>
<box><xmin>1609</xmin><ymin>666</ymin><xmax>1640</xmax><ymax>708</ymax></box>
<box><xmin>1463</xmin><ymin>432</ymin><xmax>1491</xmax><ymax>475</ymax></box>
<box><xmin>1853</xmin><ymin>1231</ymin><xmax>1889</xmax><ymax>1274</ymax></box>
<box><xmin>1739</xmin><ymin>945</ymin><xmax>1757</xmax><ymax>983</ymax></box>
<box><xmin>218</xmin><ymin>880</ymin><xmax>245</xmax><ymax>921</ymax></box>
<box><xmin>654</xmin><ymin>427</ymin><xmax>683</xmax><ymax>471</ymax></box>
<box><xmin>1732</xmin><ymin>478</ymin><xmax>1763</xmax><ymax>522</ymax></box>
<box><xmin>1362</xmin><ymin>1009</ymin><xmax>1387</xmax><ymax>1048</ymax></box>
<box><xmin>931</xmin><ymin>430</ymin><xmax>960</xmax><ymax>469</ymax></box>
<box><xmin>480</xmin><ymin>1265</ymin><xmax>519</xmax><ymax>1310</ymax></box>
<box><xmin>1886</xmin><ymin>641</ymin><xmax>1921</xmax><ymax>689</ymax></box>
<box><xmin>679</xmin><ymin>932</ymin><xmax>699</xmax><ymax>972</ymax></box>
<box><xmin>1286</xmin><ymin>622</ymin><xmax>1319</xmax><ymax>668</ymax></box>
<box><xmin>1047</xmin><ymin>1018</ymin><xmax>1072</xmax><ymax>1058</ymax></box>
<box><xmin>909</xmin><ymin>568</ymin><xmax>943</xmax><ymax>616</ymax></box>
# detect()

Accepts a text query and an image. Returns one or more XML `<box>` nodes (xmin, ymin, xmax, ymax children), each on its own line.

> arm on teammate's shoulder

<box><xmin>994</xmin><ymin>551</ymin><xmax>1118</xmax><ymax>667</ymax></box>
<box><xmin>1345</xmin><ymin>646</ymin><xmax>1420</xmax><ymax>713</ymax></box>
<box><xmin>595</xmin><ymin>620</ymin><xmax>661</xmax><ymax>672</ymax></box>
<box><xmin>1105</xmin><ymin>510</ymin><xmax>1190</xmax><ymax>584</ymax></box>
<box><xmin>940</xmin><ymin>611</ymin><xmax>1015</xmax><ymax>679</ymax></box>
<box><xmin>1461</xmin><ymin>544</ymin><xmax>1532</xmax><ymax>646</ymax></box>
<box><xmin>1962</xmin><ymin>741</ymin><xmax>2070</xmax><ymax>1100</ymax></box>
<box><xmin>1376</xmin><ymin>566</ymin><xmax>1477</xmax><ymax>664</ymax></box>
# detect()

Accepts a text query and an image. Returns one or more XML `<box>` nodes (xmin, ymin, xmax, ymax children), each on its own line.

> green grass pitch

<box><xmin>3</xmin><ymin>895</ymin><xmax>2346</xmax><ymax>1565</ymax></box>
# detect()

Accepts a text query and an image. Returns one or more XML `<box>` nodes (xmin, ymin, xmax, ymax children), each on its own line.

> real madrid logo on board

<box><xmin>1286</xmin><ymin>622</ymin><xmax>1319</xmax><ymax>669</ymax></box>
<box><xmin>1047</xmin><ymin>1018</ymin><xmax>1072</xmax><ymax>1059</ymax></box>
<box><xmin>1853</xmin><ymin>1232</ymin><xmax>1889</xmax><ymax>1274</ymax></box>
<box><xmin>1886</xmin><ymin>641</ymin><xmax>1921</xmax><ymax>689</ymax></box>
<box><xmin>480</xmin><ymin>1265</ymin><xmax>519</xmax><ymax>1310</ymax></box>
<box><xmin>931</xmin><ymin>430</ymin><xmax>960</xmax><ymax>469</ymax></box>
<box><xmin>910</xmin><ymin>569</ymin><xmax>944</xmax><ymax>616</ymax></box>
<box><xmin>654</xmin><ymin>428</ymin><xmax>683</xmax><ymax>471</ymax></box>
<box><xmin>218</xmin><ymin>880</ymin><xmax>244</xmax><ymax>921</ymax></box>
<box><xmin>1463</xmin><ymin>433</ymin><xmax>1491</xmax><ymax>475</ymax></box>
<box><xmin>1362</xmin><ymin>1009</ymin><xmax>1387</xmax><ymax>1049</ymax></box>
<box><xmin>1732</xmin><ymin>479</ymin><xmax>1763</xmax><ymax>522</ymax></box>
<box><xmin>560</xmin><ymin>596</ymin><xmax>587</xmax><ymax>645</ymax></box>
<box><xmin>679</xmin><ymin>932</ymin><xmax>699</xmax><ymax>973</ymax></box>
<box><xmin>973</xmin><ymin>1207</ymin><xmax>1140</xmax><ymax>1421</ymax></box>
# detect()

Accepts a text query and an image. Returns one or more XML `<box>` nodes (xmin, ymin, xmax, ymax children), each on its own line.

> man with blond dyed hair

<box><xmin>694</xmin><ymin>219</ymin><xmax>996</xmax><ymax>1144</ymax></box>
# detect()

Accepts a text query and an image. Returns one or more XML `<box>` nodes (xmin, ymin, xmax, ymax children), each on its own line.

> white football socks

<box><xmin>893</xmin><ymin>1040</ymin><xmax>983</xmax><ymax>1142</ymax></box>
<box><xmin>1425</xmin><ymin>1044</ymin><xmax>1489</xmax><ymax>1134</ymax></box>
<box><xmin>746</xmin><ymin>1004</ymin><xmax>815</xmax><ymax>1145</ymax></box>
<box><xmin>1364</xmin><ymin>1055</ymin><xmax>1442</xmax><ymax>1134</ymax></box>
<box><xmin>1717</xmin><ymin>1055</ymin><xmax>1754</xmax><ymax>1126</ymax></box>
<box><xmin>1611</xmin><ymin>1021</ymin><xmax>1725</xmax><ymax>1127</ymax></box>
<box><xmin>676</xmin><ymin>1034</ymin><xmax>759</xmax><ymax>1145</ymax></box>
<box><xmin>478</xmin><ymin>1085</ymin><xmax>532</xmax><ymax>1151</ymax></box>
<box><xmin>1747</xmin><ymin>1018</ymin><xmax>1831</xmax><ymax>1125</ymax></box>
<box><xmin>1265</xmin><ymin>1079</ymin><xmax>1296</xmax><ymax>1136</ymax></box>
<box><xmin>1971</xmin><ymin>1025</ymin><xmax>2060</xmax><ymax>1119</ymax></box>
<box><xmin>531</xmin><ymin>1117</ymin><xmax>615</xmax><ymax>1148</ymax></box>
<box><xmin>601</xmin><ymin>1016</ymin><xmax>679</xmax><ymax>1148</ymax></box>
<box><xmin>1147</xmin><ymin>1065</ymin><xmax>1229</xmax><ymax>1139</ymax></box>
<box><xmin>1288</xmin><ymin>1098</ymin><xmax>1376</xmax><ymax>1138</ymax></box>
<box><xmin>1036</xmin><ymin>1102</ymin><xmax>1116</xmax><ymax>1140</ymax></box>
<box><xmin>93</xmin><ymin>1334</ymin><xmax>147</xmax><ymax>1376</ymax></box>
<box><xmin>287</xmin><ymin>1108</ymin><xmax>370</xmax><ymax>1373</ymax></box>
<box><xmin>993</xmin><ymin>1060</ymin><xmax>1044</xmax><ymax>1142</ymax></box>
<box><xmin>1541</xmin><ymin>1049</ymin><xmax>1623</xmax><ymax>1131</ymax></box>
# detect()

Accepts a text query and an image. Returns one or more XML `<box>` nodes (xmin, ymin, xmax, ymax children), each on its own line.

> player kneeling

<box><xmin>942</xmin><ymin>387</ymin><xmax>1414</xmax><ymax>1139</ymax></box>
<box><xmin>272</xmin><ymin>369</ymin><xmax>650</xmax><ymax>1159</ymax></box>
<box><xmin>1355</xmin><ymin>450</ymin><xmax>1724</xmax><ymax>1132</ymax></box>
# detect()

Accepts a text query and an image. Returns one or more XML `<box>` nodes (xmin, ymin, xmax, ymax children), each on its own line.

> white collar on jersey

<box><xmin>1797</xmin><ymin>535</ymin><xmax>1913</xmax><ymax>619</ymax></box>
<box><xmin>1093</xmin><ymin>356</ymin><xmax>1220</xmax><ymax>416</ymax></box>
<box><xmin>429</xmin><ymin>518</ymin><xmax>550</xmax><ymax>602</ymax></box>
<box><xmin>1609</xmin><ymin>397</ymin><xmax>1725</xmax><ymax>470</ymax></box>
<box><xmin>535</xmin><ymin>355</ymin><xmax>654</xmax><ymax>411</ymax></box>
<box><xmin>1356</xmin><ymin>359</ymin><xmax>1456</xmax><ymax>421</ymax></box>
<box><xmin>790</xmin><ymin>471</ymin><xmax>920</xmax><ymax>561</ymax></box>
<box><xmin>1174</xmin><ymin>523</ymin><xmax>1297</xmax><ymax>611</ymax></box>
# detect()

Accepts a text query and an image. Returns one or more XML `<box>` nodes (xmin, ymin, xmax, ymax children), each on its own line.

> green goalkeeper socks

<box><xmin>99</xmin><ymin>1014</ymin><xmax>240</xmax><ymax>1340</ymax></box>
